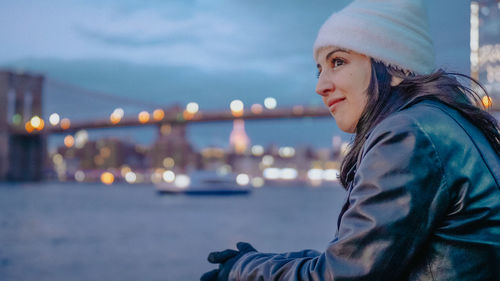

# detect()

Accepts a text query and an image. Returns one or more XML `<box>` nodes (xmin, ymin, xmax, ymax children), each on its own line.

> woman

<box><xmin>201</xmin><ymin>0</ymin><xmax>500</xmax><ymax>280</ymax></box>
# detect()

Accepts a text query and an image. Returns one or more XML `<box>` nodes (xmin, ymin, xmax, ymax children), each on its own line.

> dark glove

<box><xmin>200</xmin><ymin>242</ymin><xmax>257</xmax><ymax>281</ymax></box>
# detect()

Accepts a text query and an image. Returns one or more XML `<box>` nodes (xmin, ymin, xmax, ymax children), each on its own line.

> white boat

<box><xmin>155</xmin><ymin>170</ymin><xmax>251</xmax><ymax>195</ymax></box>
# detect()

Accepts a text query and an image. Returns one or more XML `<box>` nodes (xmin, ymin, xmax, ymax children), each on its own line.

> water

<box><xmin>0</xmin><ymin>182</ymin><xmax>346</xmax><ymax>281</ymax></box>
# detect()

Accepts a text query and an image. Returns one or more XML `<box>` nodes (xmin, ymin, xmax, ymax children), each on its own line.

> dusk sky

<box><xmin>0</xmin><ymin>0</ymin><xmax>471</xmax><ymax>148</ymax></box>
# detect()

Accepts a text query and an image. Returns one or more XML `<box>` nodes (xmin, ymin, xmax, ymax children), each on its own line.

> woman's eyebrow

<box><xmin>325</xmin><ymin>49</ymin><xmax>350</xmax><ymax>61</ymax></box>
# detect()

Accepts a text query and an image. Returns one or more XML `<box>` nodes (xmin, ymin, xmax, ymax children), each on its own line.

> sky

<box><xmin>0</xmin><ymin>0</ymin><xmax>471</xmax><ymax>149</ymax></box>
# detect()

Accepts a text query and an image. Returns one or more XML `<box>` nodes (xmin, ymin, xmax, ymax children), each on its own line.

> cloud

<box><xmin>0</xmin><ymin>0</ymin><xmax>470</xmax><ymax>75</ymax></box>
<box><xmin>73</xmin><ymin>25</ymin><xmax>199</xmax><ymax>47</ymax></box>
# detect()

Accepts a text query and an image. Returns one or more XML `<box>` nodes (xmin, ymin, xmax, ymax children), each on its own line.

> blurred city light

<box><xmin>202</xmin><ymin>148</ymin><xmax>225</xmax><ymax>159</ymax></box>
<box><xmin>60</xmin><ymin>118</ymin><xmax>71</xmax><ymax>130</ymax></box>
<box><xmin>100</xmin><ymin>172</ymin><xmax>115</xmax><ymax>185</ymax></box>
<box><xmin>175</xmin><ymin>174</ymin><xmax>190</xmax><ymax>188</ymax></box>
<box><xmin>250</xmin><ymin>104</ymin><xmax>263</xmax><ymax>114</ymax></box>
<box><xmin>153</xmin><ymin>109</ymin><xmax>165</xmax><ymax>121</ymax></box>
<box><xmin>262</xmin><ymin>155</ymin><xmax>274</xmax><ymax>166</ymax></box>
<box><xmin>138</xmin><ymin>111</ymin><xmax>150</xmax><ymax>123</ymax></box>
<box><xmin>27</xmin><ymin>116</ymin><xmax>44</xmax><ymax>131</ymax></box>
<box><xmin>263</xmin><ymin>167</ymin><xmax>280</xmax><ymax>180</ymax></box>
<box><xmin>230</xmin><ymin>99</ymin><xmax>244</xmax><ymax>117</ymax></box>
<box><xmin>30</xmin><ymin>116</ymin><xmax>41</xmax><ymax>128</ymax></box>
<box><xmin>279</xmin><ymin>146</ymin><xmax>295</xmax><ymax>158</ymax></box>
<box><xmin>307</xmin><ymin>168</ymin><xmax>323</xmax><ymax>181</ymax></box>
<box><xmin>217</xmin><ymin>164</ymin><xmax>232</xmax><ymax>175</ymax></box>
<box><xmin>64</xmin><ymin>135</ymin><xmax>75</xmax><ymax>148</ymax></box>
<box><xmin>251</xmin><ymin>177</ymin><xmax>265</xmax><ymax>188</ymax></box>
<box><xmin>52</xmin><ymin>153</ymin><xmax>63</xmax><ymax>165</ymax></box>
<box><xmin>74</xmin><ymin>130</ymin><xmax>89</xmax><ymax>149</ymax></box>
<box><xmin>113</xmin><ymin>108</ymin><xmax>124</xmax><ymax>118</ymax></box>
<box><xmin>162</xmin><ymin>157</ymin><xmax>175</xmax><ymax>168</ymax></box>
<box><xmin>186</xmin><ymin>102</ymin><xmax>199</xmax><ymax>114</ymax></box>
<box><xmin>120</xmin><ymin>165</ymin><xmax>131</xmax><ymax>176</ymax></box>
<box><xmin>110</xmin><ymin>108</ymin><xmax>124</xmax><ymax>124</ymax></box>
<box><xmin>162</xmin><ymin>170</ymin><xmax>175</xmax><ymax>183</ymax></box>
<box><xmin>74</xmin><ymin>170</ymin><xmax>85</xmax><ymax>182</ymax></box>
<box><xmin>323</xmin><ymin>169</ymin><xmax>339</xmax><ymax>181</ymax></box>
<box><xmin>12</xmin><ymin>113</ymin><xmax>22</xmax><ymax>125</ymax></box>
<box><xmin>280</xmin><ymin>168</ymin><xmax>298</xmax><ymax>180</ymax></box>
<box><xmin>264</xmin><ymin>97</ymin><xmax>277</xmax><ymax>109</ymax></box>
<box><xmin>125</xmin><ymin>171</ymin><xmax>137</xmax><ymax>184</ymax></box>
<box><xmin>251</xmin><ymin>145</ymin><xmax>264</xmax><ymax>156</ymax></box>
<box><xmin>482</xmin><ymin>96</ymin><xmax>493</xmax><ymax>108</ymax></box>
<box><xmin>49</xmin><ymin>113</ymin><xmax>60</xmax><ymax>126</ymax></box>
<box><xmin>150</xmin><ymin>169</ymin><xmax>164</xmax><ymax>184</ymax></box>
<box><xmin>183</xmin><ymin>109</ymin><xmax>195</xmax><ymax>120</ymax></box>
<box><xmin>471</xmin><ymin>2</ymin><xmax>480</xmax><ymax>76</ymax></box>
<box><xmin>110</xmin><ymin>113</ymin><xmax>121</xmax><ymax>124</ymax></box>
<box><xmin>25</xmin><ymin>121</ymin><xmax>34</xmax><ymax>133</ymax></box>
<box><xmin>236</xmin><ymin>173</ymin><xmax>250</xmax><ymax>186</ymax></box>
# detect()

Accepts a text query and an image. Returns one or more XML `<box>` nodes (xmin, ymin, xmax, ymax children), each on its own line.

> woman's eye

<box><xmin>332</xmin><ymin>58</ymin><xmax>345</xmax><ymax>68</ymax></box>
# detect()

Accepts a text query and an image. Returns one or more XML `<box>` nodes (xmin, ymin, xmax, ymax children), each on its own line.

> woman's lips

<box><xmin>328</xmin><ymin>97</ymin><xmax>346</xmax><ymax>112</ymax></box>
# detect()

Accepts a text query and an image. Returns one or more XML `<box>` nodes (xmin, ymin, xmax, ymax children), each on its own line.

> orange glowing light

<box><xmin>25</xmin><ymin>121</ymin><xmax>34</xmax><ymax>133</ymax></box>
<box><xmin>38</xmin><ymin>119</ymin><xmax>45</xmax><ymax>130</ymax></box>
<box><xmin>231</xmin><ymin>110</ymin><xmax>244</xmax><ymax>117</ymax></box>
<box><xmin>60</xmin><ymin>118</ymin><xmax>71</xmax><ymax>130</ymax></box>
<box><xmin>27</xmin><ymin>116</ymin><xmax>45</xmax><ymax>131</ymax></box>
<box><xmin>482</xmin><ymin>96</ymin><xmax>493</xmax><ymax>108</ymax></box>
<box><xmin>64</xmin><ymin>135</ymin><xmax>75</xmax><ymax>148</ymax></box>
<box><xmin>138</xmin><ymin>111</ymin><xmax>150</xmax><ymax>123</ymax></box>
<box><xmin>183</xmin><ymin>110</ymin><xmax>195</xmax><ymax>120</ymax></box>
<box><xmin>250</xmin><ymin>104</ymin><xmax>263</xmax><ymax>114</ymax></box>
<box><xmin>100</xmin><ymin>172</ymin><xmax>115</xmax><ymax>185</ymax></box>
<box><xmin>110</xmin><ymin>113</ymin><xmax>121</xmax><ymax>124</ymax></box>
<box><xmin>153</xmin><ymin>109</ymin><xmax>165</xmax><ymax>121</ymax></box>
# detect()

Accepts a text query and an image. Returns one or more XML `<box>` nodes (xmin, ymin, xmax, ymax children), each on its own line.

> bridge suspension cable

<box><xmin>45</xmin><ymin>78</ymin><xmax>166</xmax><ymax>110</ymax></box>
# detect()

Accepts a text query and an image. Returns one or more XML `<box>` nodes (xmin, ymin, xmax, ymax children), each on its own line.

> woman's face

<box><xmin>315</xmin><ymin>46</ymin><xmax>372</xmax><ymax>133</ymax></box>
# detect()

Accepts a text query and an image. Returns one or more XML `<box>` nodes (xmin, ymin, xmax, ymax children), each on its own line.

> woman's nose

<box><xmin>315</xmin><ymin>75</ymin><xmax>334</xmax><ymax>97</ymax></box>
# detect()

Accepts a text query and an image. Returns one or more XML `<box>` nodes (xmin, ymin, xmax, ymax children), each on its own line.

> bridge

<box><xmin>0</xmin><ymin>70</ymin><xmax>332</xmax><ymax>182</ymax></box>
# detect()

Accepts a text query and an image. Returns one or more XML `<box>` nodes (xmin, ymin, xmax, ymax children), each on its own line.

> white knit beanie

<box><xmin>313</xmin><ymin>0</ymin><xmax>435</xmax><ymax>75</ymax></box>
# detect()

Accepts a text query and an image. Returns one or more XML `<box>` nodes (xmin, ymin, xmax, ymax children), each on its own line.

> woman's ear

<box><xmin>390</xmin><ymin>76</ymin><xmax>404</xmax><ymax>86</ymax></box>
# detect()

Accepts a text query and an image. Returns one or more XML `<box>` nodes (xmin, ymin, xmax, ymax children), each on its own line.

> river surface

<box><xmin>0</xmin><ymin>182</ymin><xmax>346</xmax><ymax>281</ymax></box>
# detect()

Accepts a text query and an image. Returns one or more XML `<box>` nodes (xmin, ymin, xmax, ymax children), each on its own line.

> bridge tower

<box><xmin>149</xmin><ymin>105</ymin><xmax>196</xmax><ymax>172</ymax></box>
<box><xmin>0</xmin><ymin>70</ymin><xmax>45</xmax><ymax>181</ymax></box>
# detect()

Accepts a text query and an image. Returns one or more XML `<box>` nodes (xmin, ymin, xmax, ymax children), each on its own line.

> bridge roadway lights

<box><xmin>44</xmin><ymin>106</ymin><xmax>332</xmax><ymax>134</ymax></box>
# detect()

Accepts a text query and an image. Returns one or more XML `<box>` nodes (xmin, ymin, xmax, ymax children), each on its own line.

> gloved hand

<box><xmin>200</xmin><ymin>242</ymin><xmax>257</xmax><ymax>281</ymax></box>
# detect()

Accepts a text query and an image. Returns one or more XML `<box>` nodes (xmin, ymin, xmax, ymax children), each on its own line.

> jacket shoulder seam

<box><xmin>367</xmin><ymin>111</ymin><xmax>449</xmax><ymax>194</ymax></box>
<box><xmin>407</xmin><ymin>111</ymin><xmax>449</xmax><ymax>193</ymax></box>
<box><xmin>418</xmin><ymin>103</ymin><xmax>500</xmax><ymax>188</ymax></box>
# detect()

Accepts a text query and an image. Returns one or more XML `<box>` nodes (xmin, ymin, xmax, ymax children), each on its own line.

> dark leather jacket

<box><xmin>229</xmin><ymin>100</ymin><xmax>500</xmax><ymax>281</ymax></box>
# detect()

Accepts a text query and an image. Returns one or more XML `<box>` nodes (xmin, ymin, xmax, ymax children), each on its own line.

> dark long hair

<box><xmin>339</xmin><ymin>60</ymin><xmax>500</xmax><ymax>188</ymax></box>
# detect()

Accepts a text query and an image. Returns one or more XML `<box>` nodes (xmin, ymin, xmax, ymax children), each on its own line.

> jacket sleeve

<box><xmin>229</xmin><ymin>116</ymin><xmax>451</xmax><ymax>281</ymax></box>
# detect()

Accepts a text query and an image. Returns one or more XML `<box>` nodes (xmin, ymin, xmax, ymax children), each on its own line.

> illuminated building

<box><xmin>229</xmin><ymin>119</ymin><xmax>250</xmax><ymax>154</ymax></box>
<box><xmin>471</xmin><ymin>0</ymin><xmax>500</xmax><ymax>110</ymax></box>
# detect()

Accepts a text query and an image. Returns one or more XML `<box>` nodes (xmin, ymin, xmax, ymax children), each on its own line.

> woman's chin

<box><xmin>335</xmin><ymin>120</ymin><xmax>355</xmax><ymax>134</ymax></box>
